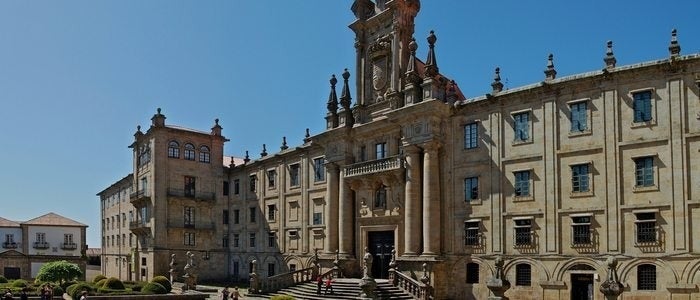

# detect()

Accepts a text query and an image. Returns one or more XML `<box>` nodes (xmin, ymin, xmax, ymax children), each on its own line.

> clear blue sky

<box><xmin>1</xmin><ymin>1</ymin><xmax>698</xmax><ymax>247</ymax></box>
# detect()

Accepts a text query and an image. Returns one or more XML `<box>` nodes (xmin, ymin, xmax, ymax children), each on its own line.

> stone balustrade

<box><xmin>344</xmin><ymin>155</ymin><xmax>404</xmax><ymax>177</ymax></box>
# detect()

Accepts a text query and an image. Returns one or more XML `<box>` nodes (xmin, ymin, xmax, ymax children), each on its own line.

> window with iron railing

<box><xmin>515</xmin><ymin>264</ymin><xmax>531</xmax><ymax>286</ymax></box>
<box><xmin>514</xmin><ymin>219</ymin><xmax>532</xmax><ymax>246</ymax></box>
<box><xmin>635</xmin><ymin>212</ymin><xmax>657</xmax><ymax>245</ymax></box>
<box><xmin>571</xmin><ymin>216</ymin><xmax>592</xmax><ymax>246</ymax></box>
<box><xmin>464</xmin><ymin>221</ymin><xmax>480</xmax><ymax>246</ymax></box>
<box><xmin>637</xmin><ymin>264</ymin><xmax>656</xmax><ymax>290</ymax></box>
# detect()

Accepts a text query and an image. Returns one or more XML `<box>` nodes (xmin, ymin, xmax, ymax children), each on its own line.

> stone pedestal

<box><xmin>486</xmin><ymin>256</ymin><xmax>510</xmax><ymax>300</ymax></box>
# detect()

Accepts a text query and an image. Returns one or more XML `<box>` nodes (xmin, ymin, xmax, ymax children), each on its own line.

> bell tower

<box><xmin>349</xmin><ymin>0</ymin><xmax>420</xmax><ymax>123</ymax></box>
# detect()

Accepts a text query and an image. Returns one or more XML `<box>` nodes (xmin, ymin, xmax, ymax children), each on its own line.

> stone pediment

<box><xmin>0</xmin><ymin>249</ymin><xmax>26</xmax><ymax>257</ymax></box>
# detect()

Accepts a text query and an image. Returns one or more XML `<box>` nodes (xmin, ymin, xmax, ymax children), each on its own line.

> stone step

<box><xmin>265</xmin><ymin>278</ymin><xmax>415</xmax><ymax>300</ymax></box>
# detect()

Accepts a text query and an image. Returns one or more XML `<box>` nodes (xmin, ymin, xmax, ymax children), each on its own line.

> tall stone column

<box><xmin>404</xmin><ymin>145</ymin><xmax>422</xmax><ymax>255</ymax></box>
<box><xmin>339</xmin><ymin>172</ymin><xmax>354</xmax><ymax>255</ymax></box>
<box><xmin>422</xmin><ymin>142</ymin><xmax>441</xmax><ymax>256</ymax></box>
<box><xmin>324</xmin><ymin>163</ymin><xmax>340</xmax><ymax>254</ymax></box>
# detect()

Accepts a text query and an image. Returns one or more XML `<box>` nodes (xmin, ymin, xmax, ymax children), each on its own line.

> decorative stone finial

<box><xmin>280</xmin><ymin>136</ymin><xmax>288</xmax><ymax>150</ymax></box>
<box><xmin>491</xmin><ymin>67</ymin><xmax>504</xmax><ymax>93</ymax></box>
<box><xmin>604</xmin><ymin>40</ymin><xmax>617</xmax><ymax>69</ymax></box>
<box><xmin>151</xmin><ymin>108</ymin><xmax>166</xmax><ymax>127</ymax></box>
<box><xmin>424</xmin><ymin>31</ymin><xmax>439</xmax><ymax>78</ymax></box>
<box><xmin>420</xmin><ymin>263</ymin><xmax>429</xmax><ymax>284</ymax></box>
<box><xmin>260</xmin><ymin>144</ymin><xmax>268</xmax><ymax>157</ymax></box>
<box><xmin>351</xmin><ymin>0</ymin><xmax>375</xmax><ymax>20</ymax></box>
<box><xmin>304</xmin><ymin>128</ymin><xmax>311</xmax><ymax>143</ymax></box>
<box><xmin>136</xmin><ymin>125</ymin><xmax>142</xmax><ymax>133</ymax></box>
<box><xmin>244</xmin><ymin>151</ymin><xmax>250</xmax><ymax>163</ymax></box>
<box><xmin>669</xmin><ymin>28</ymin><xmax>681</xmax><ymax>58</ymax></box>
<box><xmin>211</xmin><ymin>118</ymin><xmax>222</xmax><ymax>136</ymax></box>
<box><xmin>340</xmin><ymin>69</ymin><xmax>352</xmax><ymax>109</ymax></box>
<box><xmin>405</xmin><ymin>37</ymin><xmax>420</xmax><ymax>84</ymax></box>
<box><xmin>327</xmin><ymin>74</ymin><xmax>339</xmax><ymax>114</ymax></box>
<box><xmin>229</xmin><ymin>157</ymin><xmax>235</xmax><ymax>168</ymax></box>
<box><xmin>544</xmin><ymin>53</ymin><xmax>557</xmax><ymax>80</ymax></box>
<box><xmin>157</xmin><ymin>108</ymin><xmax>161</xmax><ymax>115</ymax></box>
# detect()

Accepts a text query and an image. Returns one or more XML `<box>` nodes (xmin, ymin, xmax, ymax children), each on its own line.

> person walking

<box><xmin>324</xmin><ymin>277</ymin><xmax>334</xmax><ymax>295</ymax></box>
<box><xmin>316</xmin><ymin>275</ymin><xmax>322</xmax><ymax>295</ymax></box>
<box><xmin>18</xmin><ymin>289</ymin><xmax>27</xmax><ymax>300</ymax></box>
<box><xmin>231</xmin><ymin>287</ymin><xmax>242</xmax><ymax>300</ymax></box>
<box><xmin>220</xmin><ymin>286</ymin><xmax>230</xmax><ymax>300</ymax></box>
<box><xmin>79</xmin><ymin>290</ymin><xmax>88</xmax><ymax>300</ymax></box>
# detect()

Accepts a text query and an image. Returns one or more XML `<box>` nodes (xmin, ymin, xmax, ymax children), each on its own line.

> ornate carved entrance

<box><xmin>367</xmin><ymin>230</ymin><xmax>394</xmax><ymax>279</ymax></box>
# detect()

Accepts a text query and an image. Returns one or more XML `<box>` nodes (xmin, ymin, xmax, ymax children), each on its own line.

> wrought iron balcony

<box><xmin>33</xmin><ymin>242</ymin><xmax>50</xmax><ymax>249</ymax></box>
<box><xmin>167</xmin><ymin>188</ymin><xmax>215</xmax><ymax>201</ymax></box>
<box><xmin>61</xmin><ymin>243</ymin><xmax>78</xmax><ymax>250</ymax></box>
<box><xmin>129</xmin><ymin>190</ymin><xmax>150</xmax><ymax>204</ymax></box>
<box><xmin>129</xmin><ymin>220</ymin><xmax>151</xmax><ymax>235</ymax></box>
<box><xmin>344</xmin><ymin>155</ymin><xmax>404</xmax><ymax>178</ymax></box>
<box><xmin>2</xmin><ymin>242</ymin><xmax>17</xmax><ymax>249</ymax></box>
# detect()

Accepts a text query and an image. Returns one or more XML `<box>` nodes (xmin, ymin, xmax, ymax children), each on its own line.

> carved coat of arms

<box><xmin>372</xmin><ymin>56</ymin><xmax>388</xmax><ymax>91</ymax></box>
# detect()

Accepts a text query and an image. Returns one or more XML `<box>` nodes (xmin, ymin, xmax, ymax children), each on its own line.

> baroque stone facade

<box><xmin>98</xmin><ymin>1</ymin><xmax>700</xmax><ymax>299</ymax></box>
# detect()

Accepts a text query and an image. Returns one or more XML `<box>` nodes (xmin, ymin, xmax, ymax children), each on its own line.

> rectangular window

<box><xmin>571</xmin><ymin>216</ymin><xmax>592</xmax><ymax>245</ymax></box>
<box><xmin>464</xmin><ymin>122</ymin><xmax>478</xmax><ymax>149</ymax></box>
<box><xmin>514</xmin><ymin>219</ymin><xmax>532</xmax><ymax>246</ymax></box>
<box><xmin>249</xmin><ymin>175</ymin><xmax>257</xmax><ymax>192</ymax></box>
<box><xmin>233</xmin><ymin>209</ymin><xmax>240</xmax><ymax>224</ymax></box>
<box><xmin>313</xmin><ymin>158</ymin><xmax>325</xmax><ymax>182</ymax></box>
<box><xmin>223</xmin><ymin>181</ymin><xmax>230</xmax><ymax>196</ymax></box>
<box><xmin>464</xmin><ymin>221</ymin><xmax>480</xmax><ymax>246</ymax></box>
<box><xmin>464</xmin><ymin>177</ymin><xmax>478</xmax><ymax>201</ymax></box>
<box><xmin>268</xmin><ymin>204</ymin><xmax>276</xmax><ymax>221</ymax></box>
<box><xmin>466</xmin><ymin>262</ymin><xmax>479</xmax><ymax>284</ymax></box>
<box><xmin>223</xmin><ymin>210</ymin><xmax>229</xmax><ymax>225</ymax></box>
<box><xmin>571</xmin><ymin>164</ymin><xmax>590</xmax><ymax>193</ymax></box>
<box><xmin>360</xmin><ymin>146</ymin><xmax>367</xmax><ymax>161</ymax></box>
<box><xmin>633</xmin><ymin>90</ymin><xmax>652</xmax><ymax>122</ymax></box>
<box><xmin>249</xmin><ymin>233</ymin><xmax>256</xmax><ymax>248</ymax></box>
<box><xmin>233</xmin><ymin>234</ymin><xmax>239</xmax><ymax>248</ymax></box>
<box><xmin>184</xmin><ymin>232</ymin><xmax>196</xmax><ymax>246</ymax></box>
<box><xmin>233</xmin><ymin>179</ymin><xmax>240</xmax><ymax>195</ymax></box>
<box><xmin>222</xmin><ymin>234</ymin><xmax>229</xmax><ymax>247</ymax></box>
<box><xmin>184</xmin><ymin>176</ymin><xmax>196</xmax><ymax>197</ymax></box>
<box><xmin>267</xmin><ymin>170</ymin><xmax>276</xmax><ymax>188</ymax></box>
<box><xmin>268</xmin><ymin>232</ymin><xmax>276</xmax><ymax>248</ymax></box>
<box><xmin>184</xmin><ymin>206</ymin><xmax>195</xmax><ymax>228</ymax></box>
<box><xmin>250</xmin><ymin>207</ymin><xmax>256</xmax><ymax>223</ymax></box>
<box><xmin>375</xmin><ymin>142</ymin><xmax>387</xmax><ymax>159</ymax></box>
<box><xmin>514</xmin><ymin>171</ymin><xmax>530</xmax><ymax>197</ymax></box>
<box><xmin>515</xmin><ymin>264</ymin><xmax>531</xmax><ymax>286</ymax></box>
<box><xmin>313</xmin><ymin>212</ymin><xmax>323</xmax><ymax>225</ymax></box>
<box><xmin>289</xmin><ymin>164</ymin><xmax>300</xmax><ymax>187</ymax></box>
<box><xmin>513</xmin><ymin>112</ymin><xmax>530</xmax><ymax>142</ymax></box>
<box><xmin>570</xmin><ymin>102</ymin><xmax>588</xmax><ymax>132</ymax></box>
<box><xmin>635</xmin><ymin>212</ymin><xmax>657</xmax><ymax>244</ymax></box>
<box><xmin>637</xmin><ymin>264</ymin><xmax>656</xmax><ymax>290</ymax></box>
<box><xmin>635</xmin><ymin>157</ymin><xmax>654</xmax><ymax>187</ymax></box>
<box><xmin>36</xmin><ymin>232</ymin><xmax>46</xmax><ymax>243</ymax></box>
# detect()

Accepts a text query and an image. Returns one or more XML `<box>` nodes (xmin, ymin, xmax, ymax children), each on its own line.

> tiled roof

<box><xmin>223</xmin><ymin>156</ymin><xmax>246</xmax><ymax>167</ymax></box>
<box><xmin>21</xmin><ymin>212</ymin><xmax>87</xmax><ymax>227</ymax></box>
<box><xmin>86</xmin><ymin>248</ymin><xmax>101</xmax><ymax>256</ymax></box>
<box><xmin>0</xmin><ymin>217</ymin><xmax>20</xmax><ymax>227</ymax></box>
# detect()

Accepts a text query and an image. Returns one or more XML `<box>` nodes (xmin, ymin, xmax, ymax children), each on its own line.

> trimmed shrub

<box><xmin>103</xmin><ymin>277</ymin><xmax>125</xmax><ymax>290</ymax></box>
<box><xmin>92</xmin><ymin>274</ymin><xmax>107</xmax><ymax>283</ymax></box>
<box><xmin>0</xmin><ymin>276</ymin><xmax>7</xmax><ymax>283</ymax></box>
<box><xmin>96</xmin><ymin>278</ymin><xmax>107</xmax><ymax>287</ymax></box>
<box><xmin>141</xmin><ymin>282</ymin><xmax>167</xmax><ymax>294</ymax></box>
<box><xmin>61</xmin><ymin>280</ymin><xmax>77</xmax><ymax>291</ymax></box>
<box><xmin>150</xmin><ymin>276</ymin><xmax>171</xmax><ymax>292</ymax></box>
<box><xmin>270</xmin><ymin>296</ymin><xmax>296</xmax><ymax>300</ymax></box>
<box><xmin>67</xmin><ymin>282</ymin><xmax>93</xmax><ymax>299</ymax></box>
<box><xmin>124</xmin><ymin>281</ymin><xmax>144</xmax><ymax>292</ymax></box>
<box><xmin>11</xmin><ymin>279</ymin><xmax>28</xmax><ymax>288</ymax></box>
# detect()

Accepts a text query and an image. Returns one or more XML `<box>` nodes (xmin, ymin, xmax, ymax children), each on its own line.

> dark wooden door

<box><xmin>368</xmin><ymin>231</ymin><xmax>394</xmax><ymax>279</ymax></box>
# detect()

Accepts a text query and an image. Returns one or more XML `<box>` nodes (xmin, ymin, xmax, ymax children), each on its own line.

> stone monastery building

<box><xmin>98</xmin><ymin>1</ymin><xmax>700</xmax><ymax>299</ymax></box>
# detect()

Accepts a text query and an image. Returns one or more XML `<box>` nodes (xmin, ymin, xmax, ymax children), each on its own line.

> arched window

<box><xmin>199</xmin><ymin>146</ymin><xmax>210</xmax><ymax>163</ymax></box>
<box><xmin>375</xmin><ymin>185</ymin><xmax>387</xmax><ymax>209</ymax></box>
<box><xmin>637</xmin><ymin>264</ymin><xmax>656</xmax><ymax>290</ymax></box>
<box><xmin>184</xmin><ymin>143</ymin><xmax>195</xmax><ymax>160</ymax></box>
<box><xmin>168</xmin><ymin>141</ymin><xmax>180</xmax><ymax>158</ymax></box>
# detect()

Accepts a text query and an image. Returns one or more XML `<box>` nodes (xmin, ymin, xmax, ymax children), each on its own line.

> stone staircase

<box><xmin>265</xmin><ymin>278</ymin><xmax>415</xmax><ymax>300</ymax></box>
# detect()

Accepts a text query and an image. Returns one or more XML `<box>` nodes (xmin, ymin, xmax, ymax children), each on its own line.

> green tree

<box><xmin>35</xmin><ymin>261</ymin><xmax>83</xmax><ymax>285</ymax></box>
